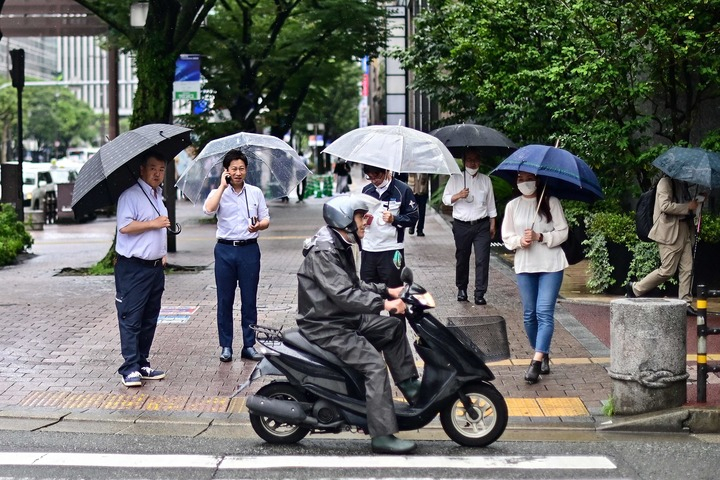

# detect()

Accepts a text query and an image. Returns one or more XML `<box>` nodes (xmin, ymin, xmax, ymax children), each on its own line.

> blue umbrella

<box><xmin>490</xmin><ymin>144</ymin><xmax>603</xmax><ymax>202</ymax></box>
<box><xmin>652</xmin><ymin>146</ymin><xmax>720</xmax><ymax>190</ymax></box>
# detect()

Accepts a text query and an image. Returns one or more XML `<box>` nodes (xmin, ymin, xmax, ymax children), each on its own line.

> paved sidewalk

<box><xmin>1</xmin><ymin>171</ymin><xmax>718</xmax><ymax>437</ymax></box>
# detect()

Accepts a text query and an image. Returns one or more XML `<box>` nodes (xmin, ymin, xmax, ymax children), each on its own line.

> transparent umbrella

<box><xmin>322</xmin><ymin>125</ymin><xmax>461</xmax><ymax>175</ymax></box>
<box><xmin>176</xmin><ymin>132</ymin><xmax>311</xmax><ymax>204</ymax></box>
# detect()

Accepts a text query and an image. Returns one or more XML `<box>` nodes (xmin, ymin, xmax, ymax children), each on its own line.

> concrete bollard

<box><xmin>609</xmin><ymin>298</ymin><xmax>688</xmax><ymax>415</ymax></box>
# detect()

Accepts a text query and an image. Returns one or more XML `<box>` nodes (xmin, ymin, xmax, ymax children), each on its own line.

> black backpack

<box><xmin>635</xmin><ymin>187</ymin><xmax>656</xmax><ymax>242</ymax></box>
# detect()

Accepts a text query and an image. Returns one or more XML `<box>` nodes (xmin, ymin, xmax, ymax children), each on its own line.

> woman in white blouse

<box><xmin>501</xmin><ymin>171</ymin><xmax>569</xmax><ymax>384</ymax></box>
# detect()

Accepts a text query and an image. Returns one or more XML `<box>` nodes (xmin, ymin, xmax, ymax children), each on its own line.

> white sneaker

<box><xmin>122</xmin><ymin>371</ymin><xmax>142</xmax><ymax>387</ymax></box>
<box><xmin>140</xmin><ymin>367</ymin><xmax>166</xmax><ymax>380</ymax></box>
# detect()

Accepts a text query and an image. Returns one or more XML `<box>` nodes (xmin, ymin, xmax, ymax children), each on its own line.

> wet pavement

<box><xmin>1</xmin><ymin>168</ymin><xmax>719</xmax><ymax>438</ymax></box>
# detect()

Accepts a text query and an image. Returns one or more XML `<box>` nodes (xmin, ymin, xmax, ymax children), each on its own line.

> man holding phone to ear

<box><xmin>204</xmin><ymin>149</ymin><xmax>270</xmax><ymax>362</ymax></box>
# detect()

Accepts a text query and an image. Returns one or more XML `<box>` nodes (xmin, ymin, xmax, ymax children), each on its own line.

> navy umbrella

<box><xmin>71</xmin><ymin>123</ymin><xmax>192</xmax><ymax>222</ymax></box>
<box><xmin>490</xmin><ymin>144</ymin><xmax>603</xmax><ymax>203</ymax></box>
<box><xmin>430</xmin><ymin>123</ymin><xmax>517</xmax><ymax>159</ymax></box>
<box><xmin>652</xmin><ymin>146</ymin><xmax>720</xmax><ymax>190</ymax></box>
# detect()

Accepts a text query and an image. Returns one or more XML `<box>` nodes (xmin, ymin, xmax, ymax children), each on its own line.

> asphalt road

<box><xmin>0</xmin><ymin>429</ymin><xmax>718</xmax><ymax>479</ymax></box>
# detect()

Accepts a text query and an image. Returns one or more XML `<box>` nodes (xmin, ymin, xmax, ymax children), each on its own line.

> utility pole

<box><xmin>10</xmin><ymin>49</ymin><xmax>25</xmax><ymax>222</ymax></box>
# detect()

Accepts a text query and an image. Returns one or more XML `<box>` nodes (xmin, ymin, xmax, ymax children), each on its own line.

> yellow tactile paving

<box><xmin>537</xmin><ymin>397</ymin><xmax>589</xmax><ymax>417</ymax></box>
<box><xmin>19</xmin><ymin>391</ymin><xmax>593</xmax><ymax>416</ymax></box>
<box><xmin>227</xmin><ymin>397</ymin><xmax>246</xmax><ymax>414</ymax></box>
<box><xmin>100</xmin><ymin>393</ymin><xmax>148</xmax><ymax>410</ymax></box>
<box><xmin>143</xmin><ymin>395</ymin><xmax>189</xmax><ymax>411</ymax></box>
<box><xmin>63</xmin><ymin>393</ymin><xmax>108</xmax><ymax>409</ymax></box>
<box><xmin>19</xmin><ymin>391</ymin><xmax>69</xmax><ymax>407</ymax></box>
<box><xmin>505</xmin><ymin>398</ymin><xmax>544</xmax><ymax>417</ymax></box>
<box><xmin>185</xmin><ymin>396</ymin><xmax>230</xmax><ymax>413</ymax></box>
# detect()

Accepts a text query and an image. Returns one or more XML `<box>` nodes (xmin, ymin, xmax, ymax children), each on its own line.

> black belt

<box><xmin>118</xmin><ymin>255</ymin><xmax>163</xmax><ymax>268</ymax></box>
<box><xmin>455</xmin><ymin>217</ymin><xmax>488</xmax><ymax>226</ymax></box>
<box><xmin>217</xmin><ymin>238</ymin><xmax>258</xmax><ymax>247</ymax></box>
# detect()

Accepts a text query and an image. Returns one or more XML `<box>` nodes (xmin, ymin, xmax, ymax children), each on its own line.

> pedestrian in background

<box><xmin>442</xmin><ymin>148</ymin><xmax>497</xmax><ymax>305</ymax></box>
<box><xmin>408</xmin><ymin>173</ymin><xmax>429</xmax><ymax>236</ymax></box>
<box><xmin>296</xmin><ymin>154</ymin><xmax>310</xmax><ymax>203</ymax></box>
<box><xmin>501</xmin><ymin>171</ymin><xmax>568</xmax><ymax>384</ymax></box>
<box><xmin>114</xmin><ymin>151</ymin><xmax>170</xmax><ymax>387</ymax></box>
<box><xmin>333</xmin><ymin>160</ymin><xmax>352</xmax><ymax>194</ymax></box>
<box><xmin>626</xmin><ymin>175</ymin><xmax>700</xmax><ymax>315</ymax></box>
<box><xmin>203</xmin><ymin>149</ymin><xmax>270</xmax><ymax>363</ymax></box>
<box><xmin>360</xmin><ymin>165</ymin><xmax>418</xmax><ymax>289</ymax></box>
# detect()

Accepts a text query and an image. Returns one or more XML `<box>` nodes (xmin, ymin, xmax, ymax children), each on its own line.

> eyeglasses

<box><xmin>365</xmin><ymin>170</ymin><xmax>385</xmax><ymax>178</ymax></box>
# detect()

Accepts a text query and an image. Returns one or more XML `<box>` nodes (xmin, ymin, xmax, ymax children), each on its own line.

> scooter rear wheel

<box><xmin>249</xmin><ymin>382</ymin><xmax>311</xmax><ymax>444</ymax></box>
<box><xmin>440</xmin><ymin>383</ymin><xmax>508</xmax><ymax>447</ymax></box>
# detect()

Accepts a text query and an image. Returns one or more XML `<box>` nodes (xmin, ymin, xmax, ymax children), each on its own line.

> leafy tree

<box><xmin>183</xmin><ymin>0</ymin><xmax>386</xmax><ymax>143</ymax></box>
<box><xmin>401</xmin><ymin>0</ymin><xmax>720</xmax><ymax>205</ymax></box>
<box><xmin>25</xmin><ymin>86</ymin><xmax>98</xmax><ymax>152</ymax></box>
<box><xmin>74</xmin><ymin>0</ymin><xmax>216</xmax><ymax>128</ymax></box>
<box><xmin>0</xmin><ymin>79</ymin><xmax>18</xmax><ymax>163</ymax></box>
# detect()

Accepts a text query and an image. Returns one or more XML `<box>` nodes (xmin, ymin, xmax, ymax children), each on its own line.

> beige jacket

<box><xmin>648</xmin><ymin>176</ymin><xmax>693</xmax><ymax>245</ymax></box>
<box><xmin>408</xmin><ymin>173</ymin><xmax>429</xmax><ymax>196</ymax></box>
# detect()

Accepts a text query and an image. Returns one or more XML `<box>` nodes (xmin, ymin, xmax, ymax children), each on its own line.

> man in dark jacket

<box><xmin>296</xmin><ymin>194</ymin><xmax>420</xmax><ymax>454</ymax></box>
<box><xmin>360</xmin><ymin>165</ymin><xmax>418</xmax><ymax>288</ymax></box>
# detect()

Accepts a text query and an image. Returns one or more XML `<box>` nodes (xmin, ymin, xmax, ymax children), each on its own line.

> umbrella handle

<box><xmin>167</xmin><ymin>222</ymin><xmax>182</xmax><ymax>235</ymax></box>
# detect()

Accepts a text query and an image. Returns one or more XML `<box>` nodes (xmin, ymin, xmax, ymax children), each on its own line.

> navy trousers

<box><xmin>214</xmin><ymin>242</ymin><xmax>261</xmax><ymax>349</ymax></box>
<box><xmin>114</xmin><ymin>257</ymin><xmax>164</xmax><ymax>376</ymax></box>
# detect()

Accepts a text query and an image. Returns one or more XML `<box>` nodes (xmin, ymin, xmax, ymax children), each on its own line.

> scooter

<box><xmin>235</xmin><ymin>267</ymin><xmax>508</xmax><ymax>447</ymax></box>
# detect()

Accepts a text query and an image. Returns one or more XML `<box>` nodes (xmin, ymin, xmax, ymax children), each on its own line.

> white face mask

<box><xmin>465</xmin><ymin>167</ymin><xmax>479</xmax><ymax>176</ymax></box>
<box><xmin>517</xmin><ymin>180</ymin><xmax>537</xmax><ymax>195</ymax></box>
<box><xmin>376</xmin><ymin>177</ymin><xmax>390</xmax><ymax>190</ymax></box>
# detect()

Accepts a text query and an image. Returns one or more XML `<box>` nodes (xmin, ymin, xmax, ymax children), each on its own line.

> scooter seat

<box><xmin>283</xmin><ymin>328</ymin><xmax>349</xmax><ymax>369</ymax></box>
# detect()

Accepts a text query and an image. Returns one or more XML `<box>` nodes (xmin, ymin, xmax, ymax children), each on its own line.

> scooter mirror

<box><xmin>400</xmin><ymin>267</ymin><xmax>413</xmax><ymax>285</ymax></box>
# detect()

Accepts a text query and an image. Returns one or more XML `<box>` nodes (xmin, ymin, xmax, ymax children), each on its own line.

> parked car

<box><xmin>27</xmin><ymin>166</ymin><xmax>80</xmax><ymax>223</ymax></box>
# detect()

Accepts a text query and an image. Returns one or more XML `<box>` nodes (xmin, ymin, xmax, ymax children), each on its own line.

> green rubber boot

<box><xmin>397</xmin><ymin>377</ymin><xmax>421</xmax><ymax>404</ymax></box>
<box><xmin>371</xmin><ymin>434</ymin><xmax>417</xmax><ymax>454</ymax></box>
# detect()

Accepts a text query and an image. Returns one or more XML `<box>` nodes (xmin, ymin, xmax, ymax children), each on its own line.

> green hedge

<box><xmin>0</xmin><ymin>204</ymin><xmax>33</xmax><ymax>266</ymax></box>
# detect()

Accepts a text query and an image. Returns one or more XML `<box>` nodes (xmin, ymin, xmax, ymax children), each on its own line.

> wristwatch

<box><xmin>538</xmin><ymin>233</ymin><xmax>544</xmax><ymax>243</ymax></box>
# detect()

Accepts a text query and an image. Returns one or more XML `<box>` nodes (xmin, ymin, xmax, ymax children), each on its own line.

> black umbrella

<box><xmin>429</xmin><ymin>123</ymin><xmax>517</xmax><ymax>159</ymax></box>
<box><xmin>71</xmin><ymin>124</ymin><xmax>192</xmax><ymax>226</ymax></box>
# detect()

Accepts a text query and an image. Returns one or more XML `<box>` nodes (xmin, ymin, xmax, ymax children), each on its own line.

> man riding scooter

<box><xmin>296</xmin><ymin>194</ymin><xmax>421</xmax><ymax>454</ymax></box>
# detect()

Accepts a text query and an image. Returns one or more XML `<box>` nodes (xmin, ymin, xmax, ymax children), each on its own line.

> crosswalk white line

<box><xmin>0</xmin><ymin>453</ymin><xmax>616</xmax><ymax>470</ymax></box>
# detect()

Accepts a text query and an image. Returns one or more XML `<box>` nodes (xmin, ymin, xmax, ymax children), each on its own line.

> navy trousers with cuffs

<box><xmin>214</xmin><ymin>241</ymin><xmax>261</xmax><ymax>349</ymax></box>
<box><xmin>114</xmin><ymin>256</ymin><xmax>164</xmax><ymax>376</ymax></box>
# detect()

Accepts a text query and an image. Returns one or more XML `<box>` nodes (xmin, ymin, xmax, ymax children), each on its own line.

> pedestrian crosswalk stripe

<box><xmin>0</xmin><ymin>452</ymin><xmax>617</xmax><ymax>470</ymax></box>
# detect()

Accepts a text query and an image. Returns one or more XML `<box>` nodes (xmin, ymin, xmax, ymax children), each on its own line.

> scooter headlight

<box><xmin>412</xmin><ymin>292</ymin><xmax>435</xmax><ymax>308</ymax></box>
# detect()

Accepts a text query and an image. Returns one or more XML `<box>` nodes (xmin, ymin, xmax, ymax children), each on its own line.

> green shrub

<box><xmin>0</xmin><ymin>204</ymin><xmax>33</xmax><ymax>266</ymax></box>
<box><xmin>700</xmin><ymin>213</ymin><xmax>720</xmax><ymax>243</ymax></box>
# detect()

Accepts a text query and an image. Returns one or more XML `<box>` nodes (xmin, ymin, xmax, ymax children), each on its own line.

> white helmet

<box><xmin>323</xmin><ymin>194</ymin><xmax>380</xmax><ymax>233</ymax></box>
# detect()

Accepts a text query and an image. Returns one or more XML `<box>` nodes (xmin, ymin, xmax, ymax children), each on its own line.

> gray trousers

<box><xmin>301</xmin><ymin>314</ymin><xmax>418</xmax><ymax>437</ymax></box>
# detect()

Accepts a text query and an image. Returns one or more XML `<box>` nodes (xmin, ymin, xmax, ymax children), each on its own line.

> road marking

<box><xmin>0</xmin><ymin>452</ymin><xmax>616</xmax><ymax>470</ymax></box>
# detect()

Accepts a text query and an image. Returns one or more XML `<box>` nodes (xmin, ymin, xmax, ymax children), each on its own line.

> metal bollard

<box><xmin>695</xmin><ymin>285</ymin><xmax>720</xmax><ymax>403</ymax></box>
<box><xmin>609</xmin><ymin>298</ymin><xmax>688</xmax><ymax>414</ymax></box>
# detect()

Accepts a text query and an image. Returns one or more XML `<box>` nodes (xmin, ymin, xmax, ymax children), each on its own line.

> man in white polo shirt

<box><xmin>114</xmin><ymin>151</ymin><xmax>170</xmax><ymax>387</ymax></box>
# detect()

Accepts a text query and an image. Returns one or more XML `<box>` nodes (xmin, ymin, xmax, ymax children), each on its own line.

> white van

<box><xmin>65</xmin><ymin>147</ymin><xmax>99</xmax><ymax>164</ymax></box>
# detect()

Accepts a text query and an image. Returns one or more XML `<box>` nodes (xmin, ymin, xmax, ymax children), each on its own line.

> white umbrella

<box><xmin>322</xmin><ymin>125</ymin><xmax>461</xmax><ymax>175</ymax></box>
<box><xmin>176</xmin><ymin>132</ymin><xmax>311</xmax><ymax>204</ymax></box>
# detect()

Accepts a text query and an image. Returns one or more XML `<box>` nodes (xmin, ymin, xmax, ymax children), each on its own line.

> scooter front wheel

<box><xmin>249</xmin><ymin>382</ymin><xmax>311</xmax><ymax>444</ymax></box>
<box><xmin>440</xmin><ymin>383</ymin><xmax>508</xmax><ymax>447</ymax></box>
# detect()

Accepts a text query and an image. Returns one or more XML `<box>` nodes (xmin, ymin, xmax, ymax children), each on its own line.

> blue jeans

<box><xmin>214</xmin><ymin>242</ymin><xmax>261</xmax><ymax>349</ymax></box>
<box><xmin>516</xmin><ymin>270</ymin><xmax>563</xmax><ymax>355</ymax></box>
